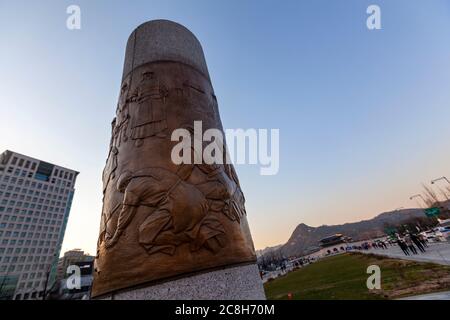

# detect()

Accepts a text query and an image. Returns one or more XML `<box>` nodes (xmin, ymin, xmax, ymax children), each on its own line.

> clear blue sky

<box><xmin>1</xmin><ymin>0</ymin><xmax>450</xmax><ymax>255</ymax></box>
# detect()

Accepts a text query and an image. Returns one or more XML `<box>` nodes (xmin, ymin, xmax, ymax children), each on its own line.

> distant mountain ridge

<box><xmin>256</xmin><ymin>244</ymin><xmax>283</xmax><ymax>257</ymax></box>
<box><xmin>278</xmin><ymin>208</ymin><xmax>426</xmax><ymax>257</ymax></box>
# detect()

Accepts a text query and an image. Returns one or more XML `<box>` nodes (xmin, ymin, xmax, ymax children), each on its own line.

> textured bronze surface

<box><xmin>92</xmin><ymin>55</ymin><xmax>257</xmax><ymax>297</ymax></box>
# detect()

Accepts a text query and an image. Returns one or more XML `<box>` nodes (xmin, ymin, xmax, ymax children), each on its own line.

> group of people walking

<box><xmin>396</xmin><ymin>232</ymin><xmax>427</xmax><ymax>256</ymax></box>
<box><xmin>370</xmin><ymin>240</ymin><xmax>388</xmax><ymax>249</ymax></box>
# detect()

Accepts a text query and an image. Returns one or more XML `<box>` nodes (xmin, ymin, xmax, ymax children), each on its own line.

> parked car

<box><xmin>435</xmin><ymin>227</ymin><xmax>450</xmax><ymax>239</ymax></box>
<box><xmin>420</xmin><ymin>230</ymin><xmax>438</xmax><ymax>242</ymax></box>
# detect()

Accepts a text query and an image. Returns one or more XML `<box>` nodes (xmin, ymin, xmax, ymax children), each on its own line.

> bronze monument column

<box><xmin>92</xmin><ymin>20</ymin><xmax>265</xmax><ymax>299</ymax></box>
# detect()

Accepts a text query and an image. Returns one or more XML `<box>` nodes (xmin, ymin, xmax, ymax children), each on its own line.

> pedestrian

<box><xmin>411</xmin><ymin>233</ymin><xmax>426</xmax><ymax>253</ymax></box>
<box><xmin>404</xmin><ymin>234</ymin><xmax>418</xmax><ymax>255</ymax></box>
<box><xmin>419</xmin><ymin>233</ymin><xmax>428</xmax><ymax>248</ymax></box>
<box><xmin>397</xmin><ymin>238</ymin><xmax>409</xmax><ymax>256</ymax></box>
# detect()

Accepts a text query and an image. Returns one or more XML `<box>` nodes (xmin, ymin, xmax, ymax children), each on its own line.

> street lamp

<box><xmin>431</xmin><ymin>176</ymin><xmax>450</xmax><ymax>185</ymax></box>
<box><xmin>409</xmin><ymin>194</ymin><xmax>426</xmax><ymax>206</ymax></box>
<box><xmin>430</xmin><ymin>176</ymin><xmax>450</xmax><ymax>202</ymax></box>
<box><xmin>409</xmin><ymin>194</ymin><xmax>425</xmax><ymax>201</ymax></box>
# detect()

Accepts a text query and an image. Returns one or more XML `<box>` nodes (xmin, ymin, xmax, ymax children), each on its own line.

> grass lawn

<box><xmin>264</xmin><ymin>253</ymin><xmax>450</xmax><ymax>300</ymax></box>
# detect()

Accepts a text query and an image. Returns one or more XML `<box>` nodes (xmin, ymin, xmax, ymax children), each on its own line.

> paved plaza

<box><xmin>363</xmin><ymin>241</ymin><xmax>450</xmax><ymax>266</ymax></box>
<box><xmin>398</xmin><ymin>290</ymin><xmax>450</xmax><ymax>300</ymax></box>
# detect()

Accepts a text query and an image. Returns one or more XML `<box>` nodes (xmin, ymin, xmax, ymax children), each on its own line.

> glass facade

<box><xmin>0</xmin><ymin>150</ymin><xmax>78</xmax><ymax>300</ymax></box>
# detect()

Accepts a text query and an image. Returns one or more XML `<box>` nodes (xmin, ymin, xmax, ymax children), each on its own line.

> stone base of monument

<box><xmin>99</xmin><ymin>264</ymin><xmax>265</xmax><ymax>300</ymax></box>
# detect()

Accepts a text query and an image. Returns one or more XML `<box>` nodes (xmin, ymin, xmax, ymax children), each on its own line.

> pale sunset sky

<box><xmin>1</xmin><ymin>0</ymin><xmax>450</xmax><ymax>256</ymax></box>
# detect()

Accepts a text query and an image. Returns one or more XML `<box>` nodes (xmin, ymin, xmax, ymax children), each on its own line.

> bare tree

<box><xmin>422</xmin><ymin>183</ymin><xmax>440</xmax><ymax>207</ymax></box>
<box><xmin>436</xmin><ymin>186</ymin><xmax>450</xmax><ymax>201</ymax></box>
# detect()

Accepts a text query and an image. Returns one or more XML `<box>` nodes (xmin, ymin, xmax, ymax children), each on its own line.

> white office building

<box><xmin>0</xmin><ymin>150</ymin><xmax>78</xmax><ymax>300</ymax></box>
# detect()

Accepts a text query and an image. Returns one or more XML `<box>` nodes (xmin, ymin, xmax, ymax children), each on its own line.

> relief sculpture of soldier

<box><xmin>182</xmin><ymin>127</ymin><xmax>247</xmax><ymax>224</ymax></box>
<box><xmin>98</xmin><ymin>118</ymin><xmax>120</xmax><ymax>247</ymax></box>
<box><xmin>114</xmin><ymin>80</ymin><xmax>131</xmax><ymax>147</ymax></box>
<box><xmin>102</xmin><ymin>79</ymin><xmax>131</xmax><ymax>197</ymax></box>
<box><xmin>98</xmin><ymin>133</ymin><xmax>247</xmax><ymax>257</ymax></box>
<box><xmin>194</xmin><ymin>163</ymin><xmax>246</xmax><ymax>224</ymax></box>
<box><xmin>96</xmin><ymin>76</ymin><xmax>251</xmax><ymax>279</ymax></box>
<box><xmin>128</xmin><ymin>71</ymin><xmax>169</xmax><ymax>147</ymax></box>
<box><xmin>103</xmin><ymin>165</ymin><xmax>228</xmax><ymax>255</ymax></box>
<box><xmin>97</xmin><ymin>80</ymin><xmax>132</xmax><ymax>251</ymax></box>
<box><xmin>93</xmin><ymin>20</ymin><xmax>261</xmax><ymax>299</ymax></box>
